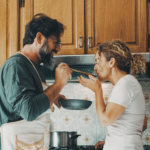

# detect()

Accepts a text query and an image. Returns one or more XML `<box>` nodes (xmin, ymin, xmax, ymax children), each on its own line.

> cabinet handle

<box><xmin>88</xmin><ymin>37</ymin><xmax>92</xmax><ymax>49</ymax></box>
<box><xmin>79</xmin><ymin>36</ymin><xmax>83</xmax><ymax>49</ymax></box>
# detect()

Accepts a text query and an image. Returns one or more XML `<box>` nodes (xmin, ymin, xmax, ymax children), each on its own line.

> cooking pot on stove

<box><xmin>50</xmin><ymin>131</ymin><xmax>81</xmax><ymax>148</ymax></box>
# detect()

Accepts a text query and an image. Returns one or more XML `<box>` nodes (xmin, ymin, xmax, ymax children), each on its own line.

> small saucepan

<box><xmin>50</xmin><ymin>131</ymin><xmax>81</xmax><ymax>148</ymax></box>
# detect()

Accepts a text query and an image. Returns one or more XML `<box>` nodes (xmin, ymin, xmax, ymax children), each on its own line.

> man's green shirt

<box><xmin>0</xmin><ymin>53</ymin><xmax>50</xmax><ymax>127</ymax></box>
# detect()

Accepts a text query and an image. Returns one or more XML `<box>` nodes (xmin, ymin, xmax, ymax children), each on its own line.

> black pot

<box><xmin>50</xmin><ymin>131</ymin><xmax>81</xmax><ymax>148</ymax></box>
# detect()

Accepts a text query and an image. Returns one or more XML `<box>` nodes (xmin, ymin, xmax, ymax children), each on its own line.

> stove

<box><xmin>49</xmin><ymin>145</ymin><xmax>150</xmax><ymax>150</ymax></box>
<box><xmin>49</xmin><ymin>145</ymin><xmax>102</xmax><ymax>150</ymax></box>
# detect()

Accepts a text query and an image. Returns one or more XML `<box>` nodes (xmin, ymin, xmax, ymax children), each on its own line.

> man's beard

<box><xmin>39</xmin><ymin>40</ymin><xmax>57</xmax><ymax>70</ymax></box>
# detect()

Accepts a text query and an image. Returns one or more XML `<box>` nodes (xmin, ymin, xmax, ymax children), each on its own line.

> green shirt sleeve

<box><xmin>3</xmin><ymin>62</ymin><xmax>50</xmax><ymax>121</ymax></box>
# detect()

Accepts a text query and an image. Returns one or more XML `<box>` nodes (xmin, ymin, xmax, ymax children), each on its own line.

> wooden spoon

<box><xmin>71</xmin><ymin>68</ymin><xmax>96</xmax><ymax>78</ymax></box>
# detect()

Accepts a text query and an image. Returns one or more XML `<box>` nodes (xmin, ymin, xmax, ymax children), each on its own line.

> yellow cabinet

<box><xmin>0</xmin><ymin>0</ymin><xmax>149</xmax><ymax>67</ymax></box>
<box><xmin>19</xmin><ymin>0</ymin><xmax>148</xmax><ymax>54</ymax></box>
<box><xmin>0</xmin><ymin>0</ymin><xmax>19</xmax><ymax>67</ymax></box>
<box><xmin>19</xmin><ymin>0</ymin><xmax>84</xmax><ymax>55</ymax></box>
<box><xmin>86</xmin><ymin>0</ymin><xmax>148</xmax><ymax>54</ymax></box>
<box><xmin>0</xmin><ymin>0</ymin><xmax>7</xmax><ymax>66</ymax></box>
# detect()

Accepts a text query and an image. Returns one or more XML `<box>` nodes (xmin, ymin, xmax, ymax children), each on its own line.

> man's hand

<box><xmin>43</xmin><ymin>63</ymin><xmax>71</xmax><ymax>109</ymax></box>
<box><xmin>55</xmin><ymin>63</ymin><xmax>72</xmax><ymax>88</ymax></box>
<box><xmin>54</xmin><ymin>94</ymin><xmax>66</xmax><ymax>109</ymax></box>
<box><xmin>95</xmin><ymin>141</ymin><xmax>105</xmax><ymax>150</ymax></box>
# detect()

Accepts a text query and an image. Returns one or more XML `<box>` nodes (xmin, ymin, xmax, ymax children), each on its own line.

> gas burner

<box><xmin>77</xmin><ymin>145</ymin><xmax>102</xmax><ymax>150</ymax></box>
<box><xmin>49</xmin><ymin>145</ymin><xmax>103</xmax><ymax>150</ymax></box>
<box><xmin>49</xmin><ymin>145</ymin><xmax>150</xmax><ymax>150</ymax></box>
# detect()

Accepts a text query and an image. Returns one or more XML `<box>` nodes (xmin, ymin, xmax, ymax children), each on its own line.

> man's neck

<box><xmin>20</xmin><ymin>45</ymin><xmax>41</xmax><ymax>65</ymax></box>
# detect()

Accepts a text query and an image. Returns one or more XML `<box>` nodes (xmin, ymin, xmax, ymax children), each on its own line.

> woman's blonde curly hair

<box><xmin>97</xmin><ymin>39</ymin><xmax>146</xmax><ymax>76</ymax></box>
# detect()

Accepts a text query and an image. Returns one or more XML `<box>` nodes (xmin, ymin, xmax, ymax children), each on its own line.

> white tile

<box><xmin>76</xmin><ymin>89</ymin><xmax>95</xmax><ymax>101</ymax></box>
<box><xmin>77</xmin><ymin>111</ymin><xmax>97</xmax><ymax>130</ymax></box>
<box><xmin>142</xmin><ymin>129</ymin><xmax>150</xmax><ymax>145</ymax></box>
<box><xmin>75</xmin><ymin>83</ymin><xmax>87</xmax><ymax>90</ymax></box>
<box><xmin>146</xmin><ymin>110</ymin><xmax>150</xmax><ymax>123</ymax></box>
<box><xmin>77</xmin><ymin>130</ymin><xmax>97</xmax><ymax>145</ymax></box>
<box><xmin>50</xmin><ymin>111</ymin><xmax>58</xmax><ymax>131</ymax></box>
<box><xmin>49</xmin><ymin>105</ymin><xmax>58</xmax><ymax>131</ymax></box>
<box><xmin>57</xmin><ymin>109</ymin><xmax>77</xmax><ymax>131</ymax></box>
<box><xmin>96</xmin><ymin>128</ymin><xmax>107</xmax><ymax>142</ymax></box>
<box><xmin>146</xmin><ymin>103</ymin><xmax>150</xmax><ymax>114</ymax></box>
<box><xmin>96</xmin><ymin>116</ymin><xmax>102</xmax><ymax>130</ymax></box>
<box><xmin>57</xmin><ymin>105</ymin><xmax>78</xmax><ymax>117</ymax></box>
<box><xmin>60</xmin><ymin>90</ymin><xmax>78</xmax><ymax>99</ymax></box>
<box><xmin>143</xmin><ymin>89</ymin><xmax>150</xmax><ymax>107</ymax></box>
<box><xmin>62</xmin><ymin>83</ymin><xmax>77</xmax><ymax>91</ymax></box>
<box><xmin>86</xmin><ymin>102</ymin><xmax>97</xmax><ymax>116</ymax></box>
<box><xmin>139</xmin><ymin>81</ymin><xmax>150</xmax><ymax>87</ymax></box>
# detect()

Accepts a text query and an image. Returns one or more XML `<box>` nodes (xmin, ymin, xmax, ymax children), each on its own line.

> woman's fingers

<box><xmin>77</xmin><ymin>76</ymin><xmax>86</xmax><ymax>86</ymax></box>
<box><xmin>78</xmin><ymin>75</ymin><xmax>94</xmax><ymax>88</ymax></box>
<box><xmin>89</xmin><ymin>75</ymin><xmax>97</xmax><ymax>81</ymax></box>
<box><xmin>89</xmin><ymin>75</ymin><xmax>101</xmax><ymax>87</ymax></box>
<box><xmin>77</xmin><ymin>76</ymin><xmax>88</xmax><ymax>88</ymax></box>
<box><xmin>80</xmin><ymin>75</ymin><xmax>89</xmax><ymax>81</ymax></box>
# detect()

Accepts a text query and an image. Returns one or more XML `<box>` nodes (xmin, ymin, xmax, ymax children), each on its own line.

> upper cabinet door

<box><xmin>20</xmin><ymin>0</ymin><xmax>84</xmax><ymax>55</ymax></box>
<box><xmin>87</xmin><ymin>0</ymin><xmax>148</xmax><ymax>54</ymax></box>
<box><xmin>0</xmin><ymin>0</ymin><xmax>7</xmax><ymax>66</ymax></box>
<box><xmin>0</xmin><ymin>0</ymin><xmax>19</xmax><ymax>67</ymax></box>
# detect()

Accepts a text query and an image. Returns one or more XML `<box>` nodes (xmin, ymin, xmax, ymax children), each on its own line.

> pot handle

<box><xmin>70</xmin><ymin>134</ymin><xmax>81</xmax><ymax>139</ymax></box>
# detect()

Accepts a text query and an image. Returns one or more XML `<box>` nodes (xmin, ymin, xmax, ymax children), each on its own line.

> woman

<box><xmin>77</xmin><ymin>40</ymin><xmax>147</xmax><ymax>150</ymax></box>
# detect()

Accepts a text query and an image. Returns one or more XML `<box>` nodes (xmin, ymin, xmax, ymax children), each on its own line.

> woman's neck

<box><xmin>109</xmin><ymin>69</ymin><xmax>128</xmax><ymax>85</ymax></box>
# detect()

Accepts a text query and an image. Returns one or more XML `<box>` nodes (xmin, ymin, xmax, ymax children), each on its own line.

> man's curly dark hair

<box><xmin>23</xmin><ymin>13</ymin><xmax>64</xmax><ymax>46</ymax></box>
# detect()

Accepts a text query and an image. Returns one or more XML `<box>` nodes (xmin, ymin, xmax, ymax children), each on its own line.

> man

<box><xmin>0</xmin><ymin>13</ymin><xmax>72</xmax><ymax>149</ymax></box>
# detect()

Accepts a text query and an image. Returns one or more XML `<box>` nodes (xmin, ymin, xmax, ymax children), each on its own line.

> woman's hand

<box><xmin>77</xmin><ymin>75</ymin><xmax>102</xmax><ymax>93</ymax></box>
<box><xmin>53</xmin><ymin>94</ymin><xmax>66</xmax><ymax>109</ymax></box>
<box><xmin>95</xmin><ymin>141</ymin><xmax>105</xmax><ymax>150</ymax></box>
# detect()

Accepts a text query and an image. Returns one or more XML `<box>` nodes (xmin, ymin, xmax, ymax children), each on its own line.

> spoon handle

<box><xmin>70</xmin><ymin>68</ymin><xmax>96</xmax><ymax>77</ymax></box>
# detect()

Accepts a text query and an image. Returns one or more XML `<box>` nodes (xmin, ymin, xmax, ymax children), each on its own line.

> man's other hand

<box><xmin>54</xmin><ymin>94</ymin><xmax>66</xmax><ymax>109</ymax></box>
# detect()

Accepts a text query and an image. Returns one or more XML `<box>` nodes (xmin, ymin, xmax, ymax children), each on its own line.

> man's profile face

<box><xmin>39</xmin><ymin>38</ymin><xmax>57</xmax><ymax>70</ymax></box>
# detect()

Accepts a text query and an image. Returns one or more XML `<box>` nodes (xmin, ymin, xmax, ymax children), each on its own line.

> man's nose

<box><xmin>56</xmin><ymin>45</ymin><xmax>61</xmax><ymax>52</ymax></box>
